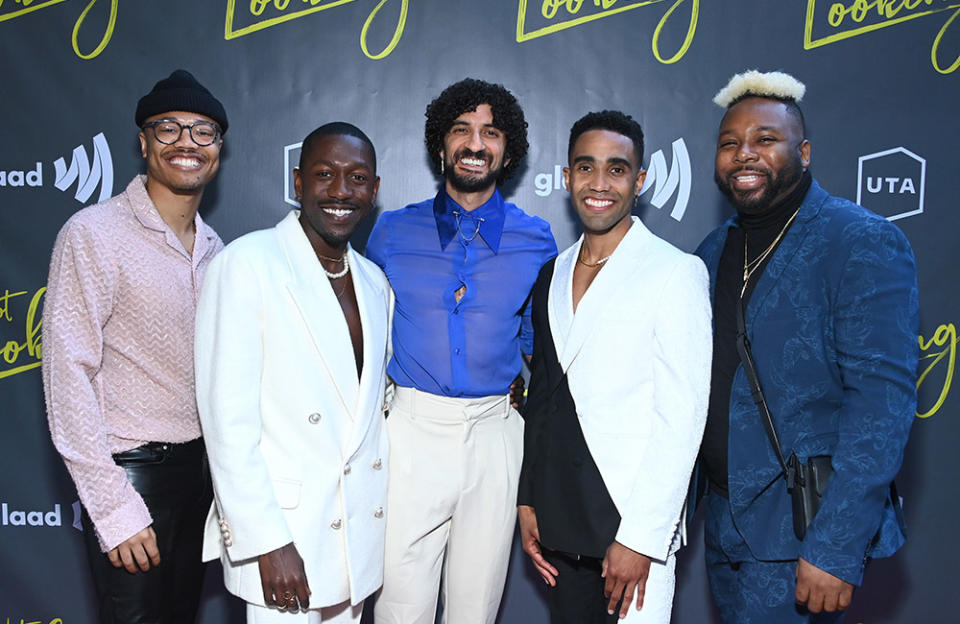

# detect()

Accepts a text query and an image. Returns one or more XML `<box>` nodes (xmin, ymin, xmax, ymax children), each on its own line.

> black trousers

<box><xmin>543</xmin><ymin>550</ymin><xmax>621</xmax><ymax>624</ymax></box>
<box><xmin>80</xmin><ymin>438</ymin><xmax>212</xmax><ymax>624</ymax></box>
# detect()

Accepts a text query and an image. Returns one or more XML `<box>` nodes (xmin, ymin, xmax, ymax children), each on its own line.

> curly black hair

<box><xmin>568</xmin><ymin>110</ymin><xmax>644</xmax><ymax>167</ymax></box>
<box><xmin>424</xmin><ymin>78</ymin><xmax>528</xmax><ymax>183</ymax></box>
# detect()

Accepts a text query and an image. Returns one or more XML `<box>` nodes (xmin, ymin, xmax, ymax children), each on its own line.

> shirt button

<box><xmin>343</xmin><ymin>465</ymin><xmax>351</xmax><ymax>475</ymax></box>
<box><xmin>372</xmin><ymin>458</ymin><xmax>382</xmax><ymax>470</ymax></box>
<box><xmin>373</xmin><ymin>507</ymin><xmax>384</xmax><ymax>519</ymax></box>
<box><xmin>331</xmin><ymin>519</ymin><xmax>342</xmax><ymax>530</ymax></box>
<box><xmin>455</xmin><ymin>348</ymin><xmax>461</xmax><ymax>355</ymax></box>
<box><xmin>308</xmin><ymin>413</ymin><xmax>321</xmax><ymax>424</ymax></box>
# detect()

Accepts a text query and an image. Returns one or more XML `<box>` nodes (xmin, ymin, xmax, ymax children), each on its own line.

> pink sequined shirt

<box><xmin>42</xmin><ymin>175</ymin><xmax>223</xmax><ymax>551</ymax></box>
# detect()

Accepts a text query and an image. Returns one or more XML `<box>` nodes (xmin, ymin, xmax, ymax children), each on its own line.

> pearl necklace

<box><xmin>323</xmin><ymin>253</ymin><xmax>350</xmax><ymax>280</ymax></box>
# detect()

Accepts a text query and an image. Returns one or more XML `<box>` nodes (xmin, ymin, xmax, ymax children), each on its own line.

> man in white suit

<box><xmin>517</xmin><ymin>111</ymin><xmax>712</xmax><ymax>623</ymax></box>
<box><xmin>195</xmin><ymin>122</ymin><xmax>391</xmax><ymax>623</ymax></box>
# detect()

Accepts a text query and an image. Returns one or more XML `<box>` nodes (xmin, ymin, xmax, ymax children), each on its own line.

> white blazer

<box><xmin>195</xmin><ymin>211</ymin><xmax>390</xmax><ymax>607</ymax></box>
<box><xmin>548</xmin><ymin>216</ymin><xmax>712</xmax><ymax>561</ymax></box>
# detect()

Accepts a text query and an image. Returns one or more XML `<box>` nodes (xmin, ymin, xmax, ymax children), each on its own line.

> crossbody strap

<box><xmin>735</xmin><ymin>298</ymin><xmax>790</xmax><ymax>476</ymax></box>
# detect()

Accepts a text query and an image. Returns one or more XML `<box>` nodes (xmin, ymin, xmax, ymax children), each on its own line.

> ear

<box><xmin>293</xmin><ymin>167</ymin><xmax>302</xmax><ymax>201</ymax></box>
<box><xmin>634</xmin><ymin>169</ymin><xmax>647</xmax><ymax>196</ymax></box>
<box><xmin>562</xmin><ymin>166</ymin><xmax>571</xmax><ymax>192</ymax></box>
<box><xmin>799</xmin><ymin>139</ymin><xmax>811</xmax><ymax>169</ymax></box>
<box><xmin>138</xmin><ymin>132</ymin><xmax>147</xmax><ymax>158</ymax></box>
<box><xmin>371</xmin><ymin>176</ymin><xmax>381</xmax><ymax>203</ymax></box>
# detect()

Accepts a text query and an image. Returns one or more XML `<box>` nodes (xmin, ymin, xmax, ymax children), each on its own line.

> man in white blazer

<box><xmin>518</xmin><ymin>111</ymin><xmax>712</xmax><ymax>623</ymax></box>
<box><xmin>195</xmin><ymin>122</ymin><xmax>391</xmax><ymax>623</ymax></box>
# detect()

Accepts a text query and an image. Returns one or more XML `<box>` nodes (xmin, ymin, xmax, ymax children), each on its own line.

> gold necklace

<box><xmin>577</xmin><ymin>246</ymin><xmax>612</xmax><ymax>268</ymax></box>
<box><xmin>741</xmin><ymin>209</ymin><xmax>799</xmax><ymax>298</ymax></box>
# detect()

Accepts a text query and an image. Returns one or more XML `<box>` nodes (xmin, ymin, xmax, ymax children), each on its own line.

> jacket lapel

<box><xmin>745</xmin><ymin>182</ymin><xmax>828</xmax><ymax>332</ymax></box>
<box><xmin>343</xmin><ymin>251</ymin><xmax>388</xmax><ymax>456</ymax></box>
<box><xmin>277</xmin><ymin>212</ymin><xmax>359</xmax><ymax>415</ymax></box>
<box><xmin>554</xmin><ymin>217</ymin><xmax>647</xmax><ymax>373</ymax></box>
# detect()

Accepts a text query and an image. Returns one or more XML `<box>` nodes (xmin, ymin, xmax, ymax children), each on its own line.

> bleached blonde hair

<box><xmin>713</xmin><ymin>70</ymin><xmax>806</xmax><ymax>108</ymax></box>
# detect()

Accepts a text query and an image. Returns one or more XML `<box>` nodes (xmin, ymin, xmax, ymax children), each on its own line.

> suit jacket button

<box><xmin>308</xmin><ymin>412</ymin><xmax>321</xmax><ymax>424</ymax></box>
<box><xmin>372</xmin><ymin>458</ymin><xmax>382</xmax><ymax>470</ymax></box>
<box><xmin>330</xmin><ymin>518</ymin><xmax>342</xmax><ymax>530</ymax></box>
<box><xmin>373</xmin><ymin>507</ymin><xmax>384</xmax><ymax>519</ymax></box>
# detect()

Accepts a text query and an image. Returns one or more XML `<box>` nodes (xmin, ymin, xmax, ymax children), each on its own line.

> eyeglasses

<box><xmin>141</xmin><ymin>120</ymin><xmax>221</xmax><ymax>146</ymax></box>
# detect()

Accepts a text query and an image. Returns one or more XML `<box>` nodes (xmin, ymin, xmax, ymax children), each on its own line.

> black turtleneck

<box><xmin>701</xmin><ymin>171</ymin><xmax>812</xmax><ymax>497</ymax></box>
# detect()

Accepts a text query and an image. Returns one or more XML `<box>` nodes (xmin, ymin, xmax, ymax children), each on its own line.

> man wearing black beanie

<box><xmin>42</xmin><ymin>69</ymin><xmax>229</xmax><ymax>623</ymax></box>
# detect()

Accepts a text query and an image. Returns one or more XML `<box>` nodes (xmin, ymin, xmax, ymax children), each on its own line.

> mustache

<box><xmin>729</xmin><ymin>166</ymin><xmax>769</xmax><ymax>177</ymax></box>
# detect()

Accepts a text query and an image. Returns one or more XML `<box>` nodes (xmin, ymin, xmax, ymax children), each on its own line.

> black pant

<box><xmin>81</xmin><ymin>438</ymin><xmax>212</xmax><ymax>624</ymax></box>
<box><xmin>543</xmin><ymin>550</ymin><xmax>621</xmax><ymax>624</ymax></box>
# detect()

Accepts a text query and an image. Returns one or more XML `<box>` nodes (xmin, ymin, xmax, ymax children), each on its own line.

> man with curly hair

<box><xmin>367</xmin><ymin>78</ymin><xmax>557</xmax><ymax>624</ymax></box>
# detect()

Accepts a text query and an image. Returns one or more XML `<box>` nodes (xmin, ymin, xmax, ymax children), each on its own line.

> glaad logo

<box><xmin>0</xmin><ymin>500</ymin><xmax>82</xmax><ymax>530</ymax></box>
<box><xmin>0</xmin><ymin>132</ymin><xmax>113</xmax><ymax>204</ymax></box>
<box><xmin>532</xmin><ymin>138</ymin><xmax>691</xmax><ymax>221</ymax></box>
<box><xmin>54</xmin><ymin>132</ymin><xmax>114</xmax><ymax>204</ymax></box>
<box><xmin>1</xmin><ymin>502</ymin><xmax>63</xmax><ymax>527</ymax></box>
<box><xmin>856</xmin><ymin>147</ymin><xmax>925</xmax><ymax>221</ymax></box>
<box><xmin>284</xmin><ymin>142</ymin><xmax>303</xmax><ymax>207</ymax></box>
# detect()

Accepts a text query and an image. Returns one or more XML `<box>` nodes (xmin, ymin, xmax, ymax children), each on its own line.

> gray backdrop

<box><xmin>1</xmin><ymin>1</ymin><xmax>957</xmax><ymax>622</ymax></box>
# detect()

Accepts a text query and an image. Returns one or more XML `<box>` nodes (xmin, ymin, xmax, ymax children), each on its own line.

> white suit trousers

<box><xmin>246</xmin><ymin>599</ymin><xmax>363</xmax><ymax>623</ymax></box>
<box><xmin>374</xmin><ymin>387</ymin><xmax>523</xmax><ymax>624</ymax></box>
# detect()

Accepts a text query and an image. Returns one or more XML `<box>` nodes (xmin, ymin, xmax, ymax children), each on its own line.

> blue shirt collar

<box><xmin>432</xmin><ymin>187</ymin><xmax>506</xmax><ymax>253</ymax></box>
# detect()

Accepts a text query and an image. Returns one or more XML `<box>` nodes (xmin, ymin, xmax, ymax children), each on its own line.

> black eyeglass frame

<box><xmin>141</xmin><ymin>119</ymin><xmax>222</xmax><ymax>146</ymax></box>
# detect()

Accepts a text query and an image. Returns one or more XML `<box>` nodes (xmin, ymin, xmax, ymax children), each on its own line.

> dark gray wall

<box><xmin>1</xmin><ymin>1</ymin><xmax>957</xmax><ymax>621</ymax></box>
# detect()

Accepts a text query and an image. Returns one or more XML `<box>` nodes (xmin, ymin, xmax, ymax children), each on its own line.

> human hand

<box><xmin>258</xmin><ymin>542</ymin><xmax>311</xmax><ymax>612</ymax></box>
<box><xmin>795</xmin><ymin>557</ymin><xmax>853</xmax><ymax>613</ymax></box>
<box><xmin>518</xmin><ymin>505</ymin><xmax>558</xmax><ymax>586</ymax></box>
<box><xmin>107</xmin><ymin>525</ymin><xmax>160</xmax><ymax>573</ymax></box>
<box><xmin>602</xmin><ymin>540</ymin><xmax>652</xmax><ymax>619</ymax></box>
<box><xmin>509</xmin><ymin>373</ymin><xmax>525</xmax><ymax>410</ymax></box>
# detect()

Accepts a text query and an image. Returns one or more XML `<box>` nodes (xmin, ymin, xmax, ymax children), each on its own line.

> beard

<box><xmin>714</xmin><ymin>155</ymin><xmax>804</xmax><ymax>215</ymax></box>
<box><xmin>444</xmin><ymin>148</ymin><xmax>503</xmax><ymax>193</ymax></box>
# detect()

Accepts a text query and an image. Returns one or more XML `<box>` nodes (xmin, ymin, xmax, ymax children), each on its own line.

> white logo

<box><xmin>856</xmin><ymin>147</ymin><xmax>925</xmax><ymax>221</ymax></box>
<box><xmin>54</xmin><ymin>132</ymin><xmax>114</xmax><ymax>204</ymax></box>
<box><xmin>0</xmin><ymin>133</ymin><xmax>113</xmax><ymax>205</ymax></box>
<box><xmin>1</xmin><ymin>502</ymin><xmax>64</xmax><ymax>527</ymax></box>
<box><xmin>532</xmin><ymin>138</ymin><xmax>691</xmax><ymax>221</ymax></box>
<box><xmin>284</xmin><ymin>142</ymin><xmax>303</xmax><ymax>207</ymax></box>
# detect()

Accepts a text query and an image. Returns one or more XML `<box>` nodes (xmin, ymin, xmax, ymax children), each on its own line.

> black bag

<box><xmin>786</xmin><ymin>453</ymin><xmax>834</xmax><ymax>541</ymax></box>
<box><xmin>735</xmin><ymin>299</ymin><xmax>831</xmax><ymax>541</ymax></box>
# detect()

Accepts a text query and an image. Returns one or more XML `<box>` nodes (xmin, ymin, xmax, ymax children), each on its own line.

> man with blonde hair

<box><xmin>694</xmin><ymin>70</ymin><xmax>918</xmax><ymax>623</ymax></box>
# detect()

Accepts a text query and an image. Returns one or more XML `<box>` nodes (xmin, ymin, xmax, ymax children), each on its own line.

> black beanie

<box><xmin>135</xmin><ymin>69</ymin><xmax>229</xmax><ymax>134</ymax></box>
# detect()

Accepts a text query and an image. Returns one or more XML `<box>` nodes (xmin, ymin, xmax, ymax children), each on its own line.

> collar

<box><xmin>432</xmin><ymin>187</ymin><xmax>506</xmax><ymax>253</ymax></box>
<box><xmin>127</xmin><ymin>174</ymin><xmax>217</xmax><ymax>241</ymax></box>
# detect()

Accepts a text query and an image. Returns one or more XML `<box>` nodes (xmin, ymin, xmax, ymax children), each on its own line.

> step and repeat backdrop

<box><xmin>1</xmin><ymin>1</ymin><xmax>957</xmax><ymax>622</ymax></box>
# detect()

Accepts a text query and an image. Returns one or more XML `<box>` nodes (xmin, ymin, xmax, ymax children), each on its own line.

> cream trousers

<box><xmin>374</xmin><ymin>387</ymin><xmax>523</xmax><ymax>624</ymax></box>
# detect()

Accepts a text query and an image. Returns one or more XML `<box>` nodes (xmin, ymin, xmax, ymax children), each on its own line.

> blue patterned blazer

<box><xmin>695</xmin><ymin>179</ymin><xmax>918</xmax><ymax>585</ymax></box>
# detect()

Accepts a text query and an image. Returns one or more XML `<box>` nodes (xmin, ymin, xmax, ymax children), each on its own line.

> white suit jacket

<box><xmin>195</xmin><ymin>211</ymin><xmax>390</xmax><ymax>607</ymax></box>
<box><xmin>548</xmin><ymin>216</ymin><xmax>711</xmax><ymax>560</ymax></box>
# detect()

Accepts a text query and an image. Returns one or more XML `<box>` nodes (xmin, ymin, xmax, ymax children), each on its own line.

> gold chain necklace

<box><xmin>577</xmin><ymin>246</ymin><xmax>612</xmax><ymax>268</ymax></box>
<box><xmin>741</xmin><ymin>209</ymin><xmax>799</xmax><ymax>298</ymax></box>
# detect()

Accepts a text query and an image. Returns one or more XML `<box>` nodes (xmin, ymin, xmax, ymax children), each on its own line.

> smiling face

<box><xmin>714</xmin><ymin>97</ymin><xmax>810</xmax><ymax>214</ymax></box>
<box><xmin>139</xmin><ymin>111</ymin><xmax>221</xmax><ymax>196</ymax></box>
<box><xmin>440</xmin><ymin>103</ymin><xmax>509</xmax><ymax>195</ymax></box>
<box><xmin>564</xmin><ymin>129</ymin><xmax>646</xmax><ymax>237</ymax></box>
<box><xmin>294</xmin><ymin>133</ymin><xmax>379</xmax><ymax>254</ymax></box>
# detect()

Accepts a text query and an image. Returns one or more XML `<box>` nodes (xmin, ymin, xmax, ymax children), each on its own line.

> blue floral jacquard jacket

<box><xmin>695</xmin><ymin>179</ymin><xmax>918</xmax><ymax>585</ymax></box>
